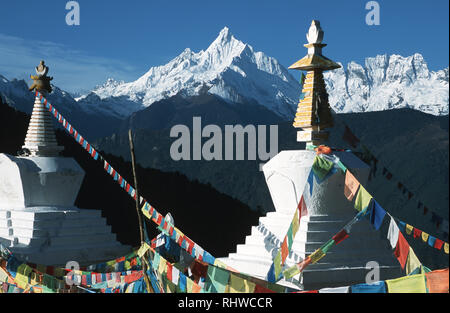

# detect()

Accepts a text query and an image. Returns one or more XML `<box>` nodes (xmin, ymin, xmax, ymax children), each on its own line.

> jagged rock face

<box><xmin>324</xmin><ymin>54</ymin><xmax>449</xmax><ymax>116</ymax></box>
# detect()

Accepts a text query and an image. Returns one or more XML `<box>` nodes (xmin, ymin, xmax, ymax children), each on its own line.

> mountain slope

<box><xmin>121</xmin><ymin>93</ymin><xmax>284</xmax><ymax>133</ymax></box>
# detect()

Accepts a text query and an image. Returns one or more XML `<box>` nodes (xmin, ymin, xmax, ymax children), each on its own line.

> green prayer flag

<box><xmin>312</xmin><ymin>155</ymin><xmax>334</xmax><ymax>180</ymax></box>
<box><xmin>205</xmin><ymin>265</ymin><xmax>230</xmax><ymax>293</ymax></box>
<box><xmin>321</xmin><ymin>239</ymin><xmax>335</xmax><ymax>254</ymax></box>
<box><xmin>273</xmin><ymin>252</ymin><xmax>282</xmax><ymax>278</ymax></box>
<box><xmin>354</xmin><ymin>185</ymin><xmax>372</xmax><ymax>212</ymax></box>
<box><xmin>283</xmin><ymin>265</ymin><xmax>301</xmax><ymax>279</ymax></box>
<box><xmin>287</xmin><ymin>226</ymin><xmax>294</xmax><ymax>250</ymax></box>
<box><xmin>337</xmin><ymin>161</ymin><xmax>347</xmax><ymax>173</ymax></box>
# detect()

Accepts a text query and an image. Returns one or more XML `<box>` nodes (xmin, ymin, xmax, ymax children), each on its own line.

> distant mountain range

<box><xmin>0</xmin><ymin>27</ymin><xmax>448</xmax><ymax>143</ymax></box>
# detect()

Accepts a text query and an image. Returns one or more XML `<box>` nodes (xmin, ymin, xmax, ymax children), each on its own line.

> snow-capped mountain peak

<box><xmin>324</xmin><ymin>53</ymin><xmax>448</xmax><ymax>116</ymax></box>
<box><xmin>78</xmin><ymin>27</ymin><xmax>301</xmax><ymax>118</ymax></box>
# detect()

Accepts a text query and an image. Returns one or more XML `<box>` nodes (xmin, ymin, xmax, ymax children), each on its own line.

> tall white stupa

<box><xmin>0</xmin><ymin>61</ymin><xmax>130</xmax><ymax>266</ymax></box>
<box><xmin>219</xmin><ymin>21</ymin><xmax>401</xmax><ymax>290</ymax></box>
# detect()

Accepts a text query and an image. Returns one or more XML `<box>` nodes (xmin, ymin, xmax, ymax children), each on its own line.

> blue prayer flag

<box><xmin>351</xmin><ymin>281</ymin><xmax>386</xmax><ymax>293</ymax></box>
<box><xmin>369</xmin><ymin>200</ymin><xmax>386</xmax><ymax>230</ymax></box>
<box><xmin>179</xmin><ymin>273</ymin><xmax>187</xmax><ymax>292</ymax></box>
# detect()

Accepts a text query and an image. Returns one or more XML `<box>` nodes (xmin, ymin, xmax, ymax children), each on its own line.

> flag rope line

<box><xmin>33</xmin><ymin>91</ymin><xmax>216</xmax><ymax>267</ymax></box>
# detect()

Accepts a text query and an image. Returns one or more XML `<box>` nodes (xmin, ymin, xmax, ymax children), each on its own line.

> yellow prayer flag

<box><xmin>405</xmin><ymin>247</ymin><xmax>422</xmax><ymax>275</ymax></box>
<box><xmin>227</xmin><ymin>273</ymin><xmax>255</xmax><ymax>293</ymax></box>
<box><xmin>405</xmin><ymin>224</ymin><xmax>414</xmax><ymax>235</ymax></box>
<box><xmin>444</xmin><ymin>243</ymin><xmax>449</xmax><ymax>254</ymax></box>
<box><xmin>421</xmin><ymin>232</ymin><xmax>429</xmax><ymax>242</ymax></box>
<box><xmin>186</xmin><ymin>277</ymin><xmax>201</xmax><ymax>293</ymax></box>
<box><xmin>354</xmin><ymin>185</ymin><xmax>372</xmax><ymax>212</ymax></box>
<box><xmin>137</xmin><ymin>242</ymin><xmax>151</xmax><ymax>258</ymax></box>
<box><xmin>15</xmin><ymin>263</ymin><xmax>33</xmax><ymax>290</ymax></box>
<box><xmin>141</xmin><ymin>203</ymin><xmax>151</xmax><ymax>219</ymax></box>
<box><xmin>386</xmin><ymin>274</ymin><xmax>427</xmax><ymax>293</ymax></box>
<box><xmin>309</xmin><ymin>248</ymin><xmax>325</xmax><ymax>264</ymax></box>
<box><xmin>158</xmin><ymin>257</ymin><xmax>167</xmax><ymax>275</ymax></box>
<box><xmin>292</xmin><ymin>209</ymin><xmax>300</xmax><ymax>235</ymax></box>
<box><xmin>214</xmin><ymin>259</ymin><xmax>230</xmax><ymax>270</ymax></box>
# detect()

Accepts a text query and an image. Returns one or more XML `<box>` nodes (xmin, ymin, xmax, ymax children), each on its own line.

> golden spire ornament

<box><xmin>289</xmin><ymin>20</ymin><xmax>340</xmax><ymax>146</ymax></box>
<box><xmin>29</xmin><ymin>60</ymin><xmax>53</xmax><ymax>94</ymax></box>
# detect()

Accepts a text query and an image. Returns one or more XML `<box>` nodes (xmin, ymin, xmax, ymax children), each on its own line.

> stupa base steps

<box><xmin>0</xmin><ymin>207</ymin><xmax>132</xmax><ymax>267</ymax></box>
<box><xmin>219</xmin><ymin>255</ymin><xmax>402</xmax><ymax>291</ymax></box>
<box><xmin>219</xmin><ymin>212</ymin><xmax>401</xmax><ymax>290</ymax></box>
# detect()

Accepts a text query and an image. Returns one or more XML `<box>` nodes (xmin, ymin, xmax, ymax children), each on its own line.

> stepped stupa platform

<box><xmin>219</xmin><ymin>21</ymin><xmax>402</xmax><ymax>290</ymax></box>
<box><xmin>0</xmin><ymin>61</ymin><xmax>130</xmax><ymax>267</ymax></box>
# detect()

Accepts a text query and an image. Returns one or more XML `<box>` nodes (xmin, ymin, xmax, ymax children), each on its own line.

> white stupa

<box><xmin>219</xmin><ymin>21</ymin><xmax>401</xmax><ymax>290</ymax></box>
<box><xmin>0</xmin><ymin>61</ymin><xmax>130</xmax><ymax>266</ymax></box>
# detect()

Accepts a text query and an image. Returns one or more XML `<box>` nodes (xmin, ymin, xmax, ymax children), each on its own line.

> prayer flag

<box><xmin>309</xmin><ymin>248</ymin><xmax>325</xmax><ymax>264</ymax></box>
<box><xmin>312</xmin><ymin>155</ymin><xmax>335</xmax><ymax>180</ymax></box>
<box><xmin>387</xmin><ymin>217</ymin><xmax>400</xmax><ymax>249</ymax></box>
<box><xmin>413</xmin><ymin>228</ymin><xmax>422</xmax><ymax>239</ymax></box>
<box><xmin>205</xmin><ymin>265</ymin><xmax>230</xmax><ymax>293</ymax></box>
<box><xmin>433</xmin><ymin>238</ymin><xmax>444</xmax><ymax>250</ymax></box>
<box><xmin>405</xmin><ymin>247</ymin><xmax>422</xmax><ymax>275</ymax></box>
<box><xmin>428</xmin><ymin>236</ymin><xmax>436</xmax><ymax>248</ymax></box>
<box><xmin>344</xmin><ymin>170</ymin><xmax>360</xmax><ymax>201</ymax></box>
<box><xmin>227</xmin><ymin>273</ymin><xmax>255</xmax><ymax>293</ymax></box>
<box><xmin>321</xmin><ymin>239</ymin><xmax>335</xmax><ymax>254</ymax></box>
<box><xmin>351</xmin><ymin>281</ymin><xmax>386</xmax><ymax>293</ymax></box>
<box><xmin>386</xmin><ymin>274</ymin><xmax>427</xmax><ymax>293</ymax></box>
<box><xmin>369</xmin><ymin>200</ymin><xmax>386</xmax><ymax>230</ymax></box>
<box><xmin>354</xmin><ymin>185</ymin><xmax>372</xmax><ymax>212</ymax></box>
<box><xmin>425</xmin><ymin>269</ymin><xmax>449</xmax><ymax>293</ymax></box>
<box><xmin>405</xmin><ymin>224</ymin><xmax>414</xmax><ymax>235</ymax></box>
<box><xmin>394</xmin><ymin>232</ymin><xmax>410</xmax><ymax>269</ymax></box>
<box><xmin>332</xmin><ymin>229</ymin><xmax>349</xmax><ymax>244</ymax></box>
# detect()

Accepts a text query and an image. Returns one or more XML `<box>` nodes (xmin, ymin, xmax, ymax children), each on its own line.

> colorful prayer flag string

<box><xmin>34</xmin><ymin>91</ymin><xmax>216</xmax><ymax>268</ymax></box>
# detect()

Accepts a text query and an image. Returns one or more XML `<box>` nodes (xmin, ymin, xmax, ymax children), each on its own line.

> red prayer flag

<box><xmin>434</xmin><ymin>238</ymin><xmax>445</xmax><ymax>250</ymax></box>
<box><xmin>281</xmin><ymin>238</ymin><xmax>289</xmax><ymax>262</ymax></box>
<box><xmin>413</xmin><ymin>228</ymin><xmax>422</xmax><ymax>239</ymax></box>
<box><xmin>166</xmin><ymin>263</ymin><xmax>173</xmax><ymax>281</ymax></box>
<box><xmin>332</xmin><ymin>229</ymin><xmax>349</xmax><ymax>245</ymax></box>
<box><xmin>394</xmin><ymin>232</ymin><xmax>410</xmax><ymax>269</ymax></box>
<box><xmin>254</xmin><ymin>284</ymin><xmax>275</xmax><ymax>293</ymax></box>
<box><xmin>298</xmin><ymin>196</ymin><xmax>308</xmax><ymax>218</ymax></box>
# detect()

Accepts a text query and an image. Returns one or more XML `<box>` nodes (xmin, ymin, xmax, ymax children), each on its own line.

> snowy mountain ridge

<box><xmin>77</xmin><ymin>27</ymin><xmax>301</xmax><ymax>119</ymax></box>
<box><xmin>325</xmin><ymin>53</ymin><xmax>449</xmax><ymax>116</ymax></box>
<box><xmin>1</xmin><ymin>27</ymin><xmax>448</xmax><ymax>121</ymax></box>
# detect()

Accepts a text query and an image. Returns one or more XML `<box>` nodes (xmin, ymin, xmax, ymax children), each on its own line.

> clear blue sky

<box><xmin>0</xmin><ymin>0</ymin><xmax>448</xmax><ymax>93</ymax></box>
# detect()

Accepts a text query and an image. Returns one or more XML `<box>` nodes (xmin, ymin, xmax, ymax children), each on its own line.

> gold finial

<box><xmin>29</xmin><ymin>60</ymin><xmax>53</xmax><ymax>94</ymax></box>
<box><xmin>289</xmin><ymin>21</ymin><xmax>341</xmax><ymax>146</ymax></box>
